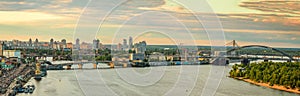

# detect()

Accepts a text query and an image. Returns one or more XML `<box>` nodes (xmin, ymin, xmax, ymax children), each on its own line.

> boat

<box><xmin>24</xmin><ymin>88</ymin><xmax>29</xmax><ymax>93</ymax></box>
<box><xmin>17</xmin><ymin>88</ymin><xmax>24</xmax><ymax>93</ymax></box>
<box><xmin>34</xmin><ymin>74</ymin><xmax>42</xmax><ymax>81</ymax></box>
<box><xmin>29</xmin><ymin>85</ymin><xmax>35</xmax><ymax>93</ymax></box>
<box><xmin>41</xmin><ymin>64</ymin><xmax>47</xmax><ymax>77</ymax></box>
<box><xmin>28</xmin><ymin>87</ymin><xmax>34</xmax><ymax>93</ymax></box>
<box><xmin>34</xmin><ymin>62</ymin><xmax>42</xmax><ymax>81</ymax></box>
<box><xmin>131</xmin><ymin>61</ymin><xmax>150</xmax><ymax>67</ymax></box>
<box><xmin>30</xmin><ymin>85</ymin><xmax>35</xmax><ymax>90</ymax></box>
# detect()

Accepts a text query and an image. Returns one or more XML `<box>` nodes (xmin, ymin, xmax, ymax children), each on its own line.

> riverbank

<box><xmin>2</xmin><ymin>64</ymin><xmax>33</xmax><ymax>96</ymax></box>
<box><xmin>233</xmin><ymin>77</ymin><xmax>300</xmax><ymax>94</ymax></box>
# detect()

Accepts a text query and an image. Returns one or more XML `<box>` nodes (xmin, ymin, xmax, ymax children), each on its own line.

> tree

<box><xmin>230</xmin><ymin>61</ymin><xmax>300</xmax><ymax>90</ymax></box>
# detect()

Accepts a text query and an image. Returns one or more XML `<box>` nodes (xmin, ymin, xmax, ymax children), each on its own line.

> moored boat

<box><xmin>34</xmin><ymin>62</ymin><xmax>42</xmax><ymax>81</ymax></box>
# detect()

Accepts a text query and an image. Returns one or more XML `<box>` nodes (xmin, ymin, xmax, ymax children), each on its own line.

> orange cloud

<box><xmin>57</xmin><ymin>0</ymin><xmax>72</xmax><ymax>4</ymax></box>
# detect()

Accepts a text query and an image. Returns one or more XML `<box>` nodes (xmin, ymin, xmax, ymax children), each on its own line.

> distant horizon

<box><xmin>0</xmin><ymin>1</ymin><xmax>299</xmax><ymax>96</ymax></box>
<box><xmin>1</xmin><ymin>38</ymin><xmax>300</xmax><ymax>49</ymax></box>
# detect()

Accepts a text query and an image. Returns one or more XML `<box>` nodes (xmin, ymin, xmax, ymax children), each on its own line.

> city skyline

<box><xmin>0</xmin><ymin>0</ymin><xmax>299</xmax><ymax>48</ymax></box>
<box><xmin>0</xmin><ymin>1</ymin><xmax>300</xmax><ymax>96</ymax></box>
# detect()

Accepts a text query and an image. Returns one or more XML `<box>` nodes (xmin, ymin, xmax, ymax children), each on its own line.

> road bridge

<box><xmin>225</xmin><ymin>40</ymin><xmax>297</xmax><ymax>62</ymax></box>
<box><xmin>48</xmin><ymin>61</ymin><xmax>113</xmax><ymax>69</ymax></box>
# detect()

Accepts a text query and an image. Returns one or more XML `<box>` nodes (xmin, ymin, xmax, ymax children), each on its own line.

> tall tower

<box><xmin>129</xmin><ymin>36</ymin><xmax>133</xmax><ymax>50</ymax></box>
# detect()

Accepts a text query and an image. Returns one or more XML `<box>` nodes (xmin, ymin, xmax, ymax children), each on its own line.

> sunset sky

<box><xmin>0</xmin><ymin>0</ymin><xmax>299</xmax><ymax>48</ymax></box>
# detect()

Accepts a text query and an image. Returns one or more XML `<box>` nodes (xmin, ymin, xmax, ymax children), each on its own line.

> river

<box><xmin>18</xmin><ymin>64</ymin><xmax>298</xmax><ymax>96</ymax></box>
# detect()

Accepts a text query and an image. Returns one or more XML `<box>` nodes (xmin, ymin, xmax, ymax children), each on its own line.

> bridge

<box><xmin>225</xmin><ymin>40</ymin><xmax>297</xmax><ymax>62</ymax></box>
<box><xmin>45</xmin><ymin>61</ymin><xmax>114</xmax><ymax>69</ymax></box>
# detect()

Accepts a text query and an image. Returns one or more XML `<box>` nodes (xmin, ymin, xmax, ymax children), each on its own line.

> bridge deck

<box><xmin>51</xmin><ymin>61</ymin><xmax>112</xmax><ymax>65</ymax></box>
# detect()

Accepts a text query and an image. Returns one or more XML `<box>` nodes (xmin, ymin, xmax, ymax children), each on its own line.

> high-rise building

<box><xmin>129</xmin><ymin>36</ymin><xmax>133</xmax><ymax>50</ymax></box>
<box><xmin>12</xmin><ymin>39</ymin><xmax>19</xmax><ymax>48</ymax></box>
<box><xmin>75</xmin><ymin>38</ymin><xmax>80</xmax><ymax>50</ymax></box>
<box><xmin>61</xmin><ymin>39</ymin><xmax>66</xmax><ymax>44</ymax></box>
<box><xmin>54</xmin><ymin>41</ymin><xmax>58</xmax><ymax>50</ymax></box>
<box><xmin>80</xmin><ymin>42</ymin><xmax>91</xmax><ymax>49</ymax></box>
<box><xmin>50</xmin><ymin>38</ymin><xmax>54</xmax><ymax>49</ymax></box>
<box><xmin>61</xmin><ymin>39</ymin><xmax>67</xmax><ymax>49</ymax></box>
<box><xmin>117</xmin><ymin>43</ymin><xmax>122</xmax><ymax>51</ymax></box>
<box><xmin>140</xmin><ymin>41</ymin><xmax>146</xmax><ymax>53</ymax></box>
<box><xmin>123</xmin><ymin>39</ymin><xmax>127</xmax><ymax>50</ymax></box>
<box><xmin>134</xmin><ymin>41</ymin><xmax>147</xmax><ymax>53</ymax></box>
<box><xmin>29</xmin><ymin>38</ymin><xmax>32</xmax><ymax>47</ymax></box>
<box><xmin>97</xmin><ymin>39</ymin><xmax>100</xmax><ymax>48</ymax></box>
<box><xmin>34</xmin><ymin>38</ymin><xmax>39</xmax><ymax>48</ymax></box>
<box><xmin>93</xmin><ymin>39</ymin><xmax>100</xmax><ymax>49</ymax></box>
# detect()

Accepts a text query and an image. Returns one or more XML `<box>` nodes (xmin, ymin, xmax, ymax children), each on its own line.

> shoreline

<box><xmin>232</xmin><ymin>77</ymin><xmax>300</xmax><ymax>94</ymax></box>
<box><xmin>3</xmin><ymin>64</ymin><xmax>33</xmax><ymax>96</ymax></box>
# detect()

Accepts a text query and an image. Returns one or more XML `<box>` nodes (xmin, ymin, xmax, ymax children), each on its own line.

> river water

<box><xmin>18</xmin><ymin>64</ymin><xmax>298</xmax><ymax>96</ymax></box>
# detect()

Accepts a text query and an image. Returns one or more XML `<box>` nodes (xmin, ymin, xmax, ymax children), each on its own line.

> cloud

<box><xmin>0</xmin><ymin>0</ymin><xmax>299</xmax><ymax>48</ymax></box>
<box><xmin>218</xmin><ymin>13</ymin><xmax>300</xmax><ymax>32</ymax></box>
<box><xmin>0</xmin><ymin>0</ymin><xmax>85</xmax><ymax>17</ymax></box>
<box><xmin>291</xmin><ymin>37</ymin><xmax>297</xmax><ymax>40</ymax></box>
<box><xmin>134</xmin><ymin>34</ymin><xmax>210</xmax><ymax>46</ymax></box>
<box><xmin>57</xmin><ymin>0</ymin><xmax>73</xmax><ymax>4</ymax></box>
<box><xmin>137</xmin><ymin>0</ymin><xmax>188</xmax><ymax>13</ymax></box>
<box><xmin>0</xmin><ymin>11</ymin><xmax>66</xmax><ymax>24</ymax></box>
<box><xmin>231</xmin><ymin>40</ymin><xmax>300</xmax><ymax>48</ymax></box>
<box><xmin>223</xmin><ymin>29</ymin><xmax>300</xmax><ymax>35</ymax></box>
<box><xmin>240</xmin><ymin>0</ymin><xmax>300</xmax><ymax>15</ymax></box>
<box><xmin>237</xmin><ymin>0</ymin><xmax>300</xmax><ymax>26</ymax></box>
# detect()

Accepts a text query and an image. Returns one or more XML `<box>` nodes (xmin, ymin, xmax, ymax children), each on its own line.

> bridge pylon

<box><xmin>226</xmin><ymin>40</ymin><xmax>240</xmax><ymax>57</ymax></box>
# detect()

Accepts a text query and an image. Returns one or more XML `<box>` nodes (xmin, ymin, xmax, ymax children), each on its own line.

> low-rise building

<box><xmin>149</xmin><ymin>52</ymin><xmax>166</xmax><ymax>62</ymax></box>
<box><xmin>3</xmin><ymin>50</ymin><xmax>21</xmax><ymax>58</ymax></box>
<box><xmin>66</xmin><ymin>43</ymin><xmax>73</xmax><ymax>49</ymax></box>
<box><xmin>129</xmin><ymin>53</ymin><xmax>145</xmax><ymax>61</ymax></box>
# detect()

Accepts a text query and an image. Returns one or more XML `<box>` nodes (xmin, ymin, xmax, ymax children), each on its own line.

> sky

<box><xmin>0</xmin><ymin>0</ymin><xmax>299</xmax><ymax>48</ymax></box>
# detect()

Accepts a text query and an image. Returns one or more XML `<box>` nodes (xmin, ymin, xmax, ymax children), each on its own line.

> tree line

<box><xmin>230</xmin><ymin>62</ymin><xmax>300</xmax><ymax>90</ymax></box>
